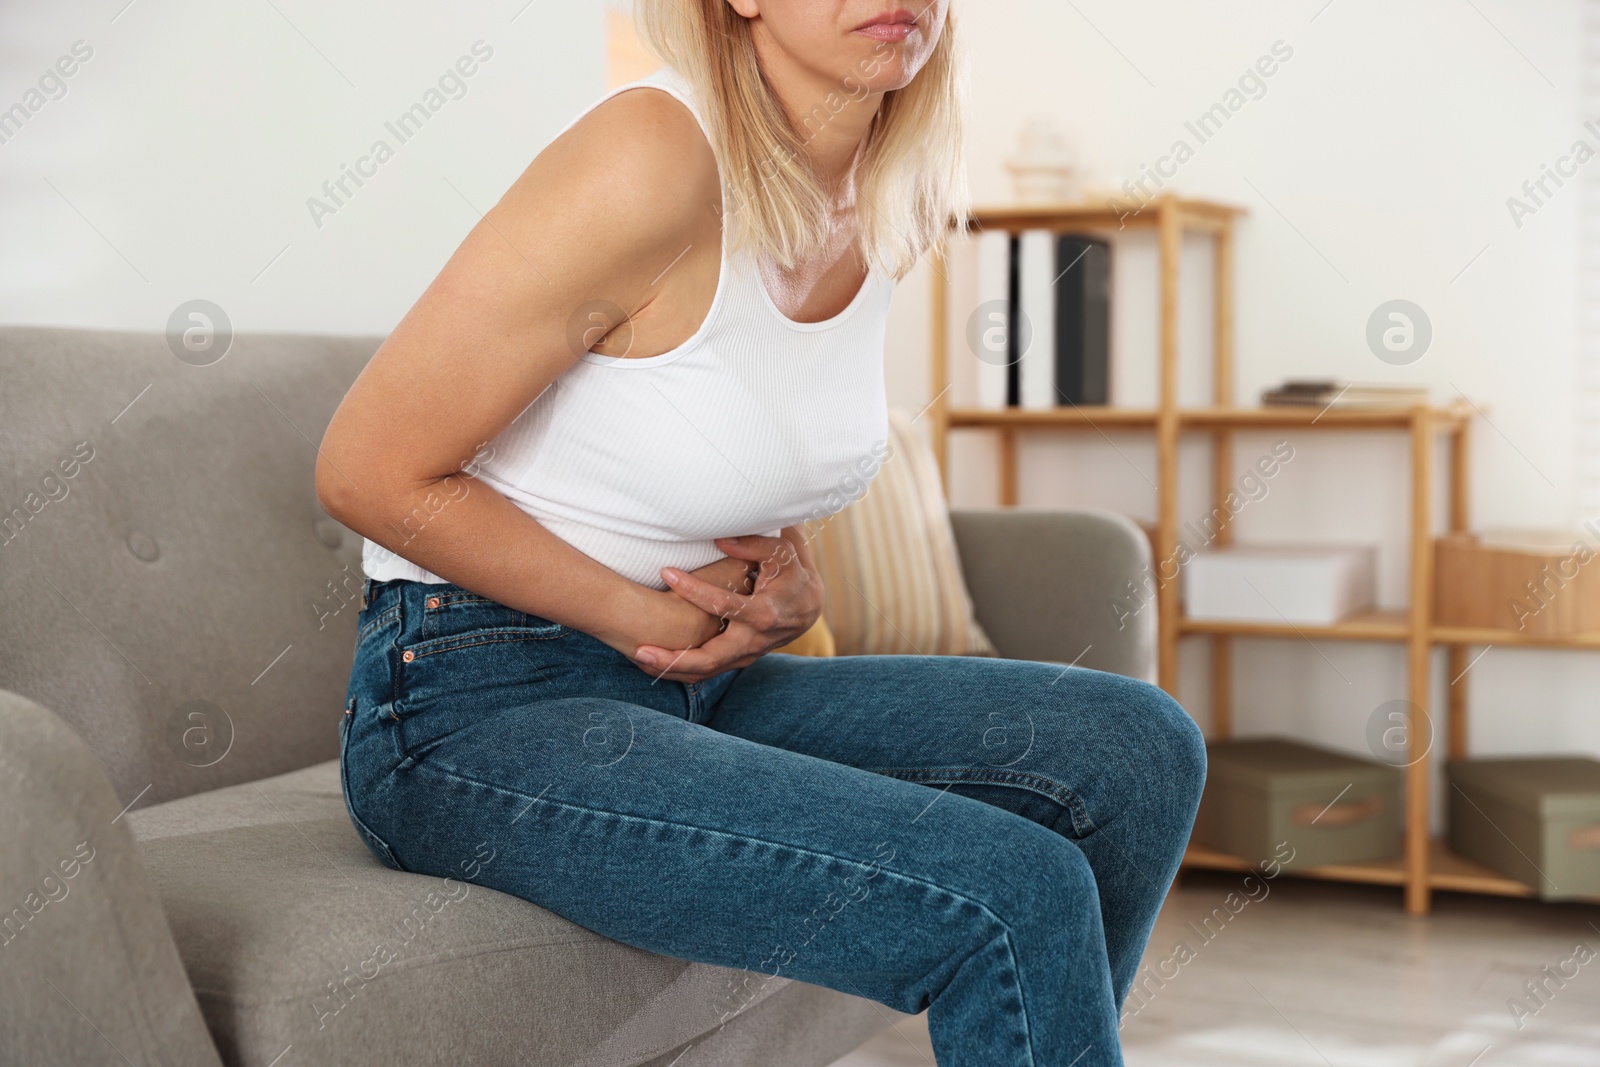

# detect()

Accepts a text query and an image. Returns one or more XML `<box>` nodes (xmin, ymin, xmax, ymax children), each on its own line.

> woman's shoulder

<box><xmin>470</xmin><ymin>70</ymin><xmax>723</xmax><ymax>348</ymax></box>
<box><xmin>598</xmin><ymin>66</ymin><xmax>705</xmax><ymax>131</ymax></box>
<box><xmin>536</xmin><ymin>71</ymin><xmax>719</xmax><ymax>232</ymax></box>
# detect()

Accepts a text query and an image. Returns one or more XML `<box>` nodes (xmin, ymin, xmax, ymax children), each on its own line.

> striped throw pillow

<box><xmin>801</xmin><ymin>408</ymin><xmax>997</xmax><ymax>657</ymax></box>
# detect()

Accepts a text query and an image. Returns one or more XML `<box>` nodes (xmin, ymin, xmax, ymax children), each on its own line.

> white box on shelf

<box><xmin>974</xmin><ymin>230</ymin><xmax>1010</xmax><ymax>409</ymax></box>
<box><xmin>1018</xmin><ymin>229</ymin><xmax>1056</xmax><ymax>410</ymax></box>
<box><xmin>1183</xmin><ymin>545</ymin><xmax>1378</xmax><ymax>626</ymax></box>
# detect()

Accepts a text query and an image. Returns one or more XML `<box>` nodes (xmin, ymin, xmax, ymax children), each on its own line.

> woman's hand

<box><xmin>622</xmin><ymin>555</ymin><xmax>756</xmax><ymax>654</ymax></box>
<box><xmin>631</xmin><ymin>530</ymin><xmax>824</xmax><ymax>684</ymax></box>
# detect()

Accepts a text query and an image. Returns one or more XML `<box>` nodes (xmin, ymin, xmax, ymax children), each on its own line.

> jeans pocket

<box><xmin>357</xmin><ymin>603</ymin><xmax>401</xmax><ymax>647</ymax></box>
<box><xmin>392</xmin><ymin>592</ymin><xmax>574</xmax><ymax>731</ymax></box>
<box><xmin>413</xmin><ymin>587</ymin><xmax>569</xmax><ymax>642</ymax></box>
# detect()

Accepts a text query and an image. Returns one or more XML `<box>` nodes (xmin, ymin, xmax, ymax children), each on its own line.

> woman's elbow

<box><xmin>315</xmin><ymin>447</ymin><xmax>367</xmax><ymax>527</ymax></box>
<box><xmin>316</xmin><ymin>447</ymin><xmax>432</xmax><ymax>541</ymax></box>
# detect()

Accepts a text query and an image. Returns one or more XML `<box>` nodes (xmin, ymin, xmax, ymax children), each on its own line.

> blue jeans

<box><xmin>339</xmin><ymin>578</ymin><xmax>1206</xmax><ymax>1067</ymax></box>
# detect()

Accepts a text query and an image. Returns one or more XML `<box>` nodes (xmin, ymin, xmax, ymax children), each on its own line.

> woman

<box><xmin>317</xmin><ymin>2</ymin><xmax>1205</xmax><ymax>1064</ymax></box>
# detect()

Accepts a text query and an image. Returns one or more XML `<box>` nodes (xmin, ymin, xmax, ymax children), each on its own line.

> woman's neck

<box><xmin>748</xmin><ymin>29</ymin><xmax>884</xmax><ymax>194</ymax></box>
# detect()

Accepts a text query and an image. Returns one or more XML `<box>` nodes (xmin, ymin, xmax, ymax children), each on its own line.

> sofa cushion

<box><xmin>0</xmin><ymin>325</ymin><xmax>382</xmax><ymax>808</ymax></box>
<box><xmin>126</xmin><ymin>760</ymin><xmax>888</xmax><ymax>1067</ymax></box>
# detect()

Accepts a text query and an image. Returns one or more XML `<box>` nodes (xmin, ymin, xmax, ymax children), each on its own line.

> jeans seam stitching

<box><xmin>436</xmin><ymin>592</ymin><xmax>497</xmax><ymax>607</ymax></box>
<box><xmin>411</xmin><ymin>758</ymin><xmax>1036</xmax><ymax>934</ymax></box>
<box><xmin>357</xmin><ymin>605</ymin><xmax>399</xmax><ymax>643</ymax></box>
<box><xmin>389</xmin><ymin>591</ymin><xmax>406</xmax><ymax>713</ymax></box>
<box><xmin>999</xmin><ymin>928</ymin><xmax>1040</xmax><ymax>1067</ymax></box>
<box><xmin>867</xmin><ymin>766</ymin><xmax>1097</xmax><ymax>836</ymax></box>
<box><xmin>405</xmin><ymin>630</ymin><xmax>568</xmax><ymax>659</ymax></box>
<box><xmin>348</xmin><ymin>805</ymin><xmax>401</xmax><ymax>868</ymax></box>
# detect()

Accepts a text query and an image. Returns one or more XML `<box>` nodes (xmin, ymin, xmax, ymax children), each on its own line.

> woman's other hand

<box><xmin>632</xmin><ymin>530</ymin><xmax>824</xmax><ymax>683</ymax></box>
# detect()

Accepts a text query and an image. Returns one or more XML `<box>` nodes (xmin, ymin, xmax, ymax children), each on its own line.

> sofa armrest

<box><xmin>949</xmin><ymin>508</ymin><xmax>1157</xmax><ymax>682</ymax></box>
<box><xmin>0</xmin><ymin>689</ymin><xmax>222</xmax><ymax>1067</ymax></box>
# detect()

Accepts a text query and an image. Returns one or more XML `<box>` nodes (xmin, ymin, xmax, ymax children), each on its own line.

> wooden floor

<box><xmin>829</xmin><ymin>872</ymin><xmax>1600</xmax><ymax>1066</ymax></box>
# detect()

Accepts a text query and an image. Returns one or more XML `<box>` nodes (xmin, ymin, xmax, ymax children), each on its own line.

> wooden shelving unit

<box><xmin>924</xmin><ymin>193</ymin><xmax>1576</xmax><ymax>915</ymax></box>
<box><xmin>1182</xmin><ymin>839</ymin><xmax>1542</xmax><ymax>899</ymax></box>
<box><xmin>1177</xmin><ymin>609</ymin><xmax>1411</xmax><ymax>643</ymax></box>
<box><xmin>1434</xmin><ymin>625</ymin><xmax>1600</xmax><ymax>651</ymax></box>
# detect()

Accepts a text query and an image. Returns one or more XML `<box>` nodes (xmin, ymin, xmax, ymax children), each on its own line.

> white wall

<box><xmin>4</xmin><ymin>1</ymin><xmax>1592</xmax><ymax>795</ymax></box>
<box><xmin>885</xmin><ymin>0</ymin><xmax>1596</xmax><ymax>801</ymax></box>
<box><xmin>0</xmin><ymin>0</ymin><xmax>602</xmax><ymax>333</ymax></box>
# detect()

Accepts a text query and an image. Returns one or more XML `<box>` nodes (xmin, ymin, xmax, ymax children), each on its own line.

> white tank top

<box><xmin>363</xmin><ymin>65</ymin><xmax>894</xmax><ymax>590</ymax></box>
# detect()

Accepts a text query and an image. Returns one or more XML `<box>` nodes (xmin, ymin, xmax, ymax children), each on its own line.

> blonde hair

<box><xmin>634</xmin><ymin>0</ymin><xmax>969</xmax><ymax>281</ymax></box>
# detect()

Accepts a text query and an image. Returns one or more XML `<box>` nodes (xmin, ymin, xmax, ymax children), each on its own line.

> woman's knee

<box><xmin>979</xmin><ymin>824</ymin><xmax>1103</xmax><ymax>940</ymax></box>
<box><xmin>1119</xmin><ymin>676</ymin><xmax>1207</xmax><ymax>814</ymax></box>
<box><xmin>1063</xmin><ymin>672</ymin><xmax>1206</xmax><ymax>818</ymax></box>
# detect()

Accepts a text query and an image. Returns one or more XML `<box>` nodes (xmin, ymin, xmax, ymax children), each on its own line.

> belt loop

<box><xmin>360</xmin><ymin>577</ymin><xmax>373</xmax><ymax>611</ymax></box>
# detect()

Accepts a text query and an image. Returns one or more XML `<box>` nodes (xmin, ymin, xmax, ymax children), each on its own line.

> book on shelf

<box><xmin>1260</xmin><ymin>379</ymin><xmax>1430</xmax><ymax>408</ymax></box>
<box><xmin>1054</xmin><ymin>235</ymin><xmax>1111</xmax><ymax>408</ymax></box>
<box><xmin>972</xmin><ymin>229</ymin><xmax>1111</xmax><ymax>410</ymax></box>
<box><xmin>975</xmin><ymin>231</ymin><xmax>1009</xmax><ymax>408</ymax></box>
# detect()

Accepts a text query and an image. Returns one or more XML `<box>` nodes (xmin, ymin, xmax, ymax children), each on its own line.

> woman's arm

<box><xmin>316</xmin><ymin>88</ymin><xmax>731</xmax><ymax>658</ymax></box>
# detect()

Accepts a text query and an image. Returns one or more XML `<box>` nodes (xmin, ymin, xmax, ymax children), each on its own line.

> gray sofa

<box><xmin>0</xmin><ymin>324</ymin><xmax>1156</xmax><ymax>1067</ymax></box>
